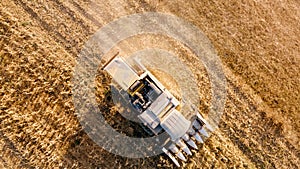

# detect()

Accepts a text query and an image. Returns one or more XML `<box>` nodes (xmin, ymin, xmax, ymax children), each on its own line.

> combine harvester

<box><xmin>102</xmin><ymin>53</ymin><xmax>213</xmax><ymax>167</ymax></box>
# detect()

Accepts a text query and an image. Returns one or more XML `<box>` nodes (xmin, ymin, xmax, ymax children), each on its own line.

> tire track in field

<box><xmin>219</xmin><ymin>120</ymin><xmax>267</xmax><ymax>168</ymax></box>
<box><xmin>223</xmin><ymin>96</ymin><xmax>278</xmax><ymax>169</ymax></box>
<box><xmin>206</xmin><ymin>80</ymin><xmax>275</xmax><ymax>168</ymax></box>
<box><xmin>27</xmin><ymin>0</ymin><xmax>91</xmax><ymax>53</ymax></box>
<box><xmin>15</xmin><ymin>0</ymin><xmax>156</xmax><ymax>58</ymax></box>
<box><xmin>227</xmin><ymin>78</ymin><xmax>300</xmax><ymax>160</ymax></box>
<box><xmin>68</xmin><ymin>1</ymin><xmax>102</xmax><ymax>28</ymax></box>
<box><xmin>0</xmin><ymin>131</ymin><xmax>34</xmax><ymax>168</ymax></box>
<box><xmin>126</xmin><ymin>0</ymin><xmax>156</xmax><ymax>12</ymax></box>
<box><xmin>51</xmin><ymin>0</ymin><xmax>94</xmax><ymax>35</ymax></box>
<box><xmin>14</xmin><ymin>0</ymin><xmax>96</xmax><ymax>56</ymax></box>
<box><xmin>12</xmin><ymin>0</ymin><xmax>78</xmax><ymax>56</ymax></box>
<box><xmin>224</xmin><ymin>80</ymin><xmax>300</xmax><ymax>168</ymax></box>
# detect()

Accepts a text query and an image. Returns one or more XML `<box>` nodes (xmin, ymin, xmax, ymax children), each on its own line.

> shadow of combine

<box><xmin>61</xmin><ymin>70</ymin><xmax>163</xmax><ymax>168</ymax></box>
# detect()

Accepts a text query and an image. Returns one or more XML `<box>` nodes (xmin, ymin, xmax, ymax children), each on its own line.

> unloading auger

<box><xmin>102</xmin><ymin>53</ymin><xmax>213</xmax><ymax>167</ymax></box>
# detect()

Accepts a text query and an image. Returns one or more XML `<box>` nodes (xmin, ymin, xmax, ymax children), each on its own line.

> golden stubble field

<box><xmin>0</xmin><ymin>0</ymin><xmax>299</xmax><ymax>168</ymax></box>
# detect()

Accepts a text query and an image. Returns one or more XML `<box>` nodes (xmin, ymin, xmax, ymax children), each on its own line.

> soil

<box><xmin>1</xmin><ymin>0</ymin><xmax>299</xmax><ymax>168</ymax></box>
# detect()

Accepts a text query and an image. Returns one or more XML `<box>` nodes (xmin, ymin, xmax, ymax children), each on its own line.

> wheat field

<box><xmin>1</xmin><ymin>0</ymin><xmax>299</xmax><ymax>168</ymax></box>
